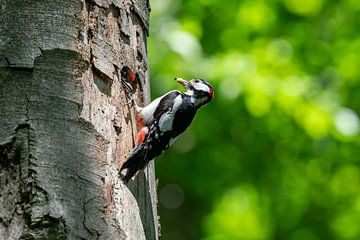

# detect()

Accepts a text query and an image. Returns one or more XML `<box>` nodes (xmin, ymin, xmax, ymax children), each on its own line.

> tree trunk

<box><xmin>0</xmin><ymin>0</ymin><xmax>158</xmax><ymax>239</ymax></box>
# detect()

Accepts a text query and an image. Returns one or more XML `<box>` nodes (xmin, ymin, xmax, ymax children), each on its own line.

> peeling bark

<box><xmin>0</xmin><ymin>0</ymin><xmax>158</xmax><ymax>239</ymax></box>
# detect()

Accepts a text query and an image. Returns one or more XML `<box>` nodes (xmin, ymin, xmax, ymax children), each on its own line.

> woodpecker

<box><xmin>120</xmin><ymin>77</ymin><xmax>214</xmax><ymax>183</ymax></box>
<box><xmin>121</xmin><ymin>66</ymin><xmax>142</xmax><ymax>99</ymax></box>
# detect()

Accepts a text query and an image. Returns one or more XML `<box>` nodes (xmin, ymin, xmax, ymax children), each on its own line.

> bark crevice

<box><xmin>82</xmin><ymin>195</ymin><xmax>101</xmax><ymax>239</ymax></box>
<box><xmin>0</xmin><ymin>124</ymin><xmax>68</xmax><ymax>239</ymax></box>
<box><xmin>1</xmin><ymin>0</ymin><xmax>158</xmax><ymax>238</ymax></box>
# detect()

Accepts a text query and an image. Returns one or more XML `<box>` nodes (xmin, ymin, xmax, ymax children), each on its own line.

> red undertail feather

<box><xmin>136</xmin><ymin>114</ymin><xmax>145</xmax><ymax>128</ymax></box>
<box><xmin>137</xmin><ymin>127</ymin><xmax>148</xmax><ymax>144</ymax></box>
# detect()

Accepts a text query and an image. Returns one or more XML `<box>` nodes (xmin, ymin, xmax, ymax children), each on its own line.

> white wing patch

<box><xmin>159</xmin><ymin>94</ymin><xmax>183</xmax><ymax>132</ymax></box>
<box><xmin>139</xmin><ymin>90</ymin><xmax>180</xmax><ymax>125</ymax></box>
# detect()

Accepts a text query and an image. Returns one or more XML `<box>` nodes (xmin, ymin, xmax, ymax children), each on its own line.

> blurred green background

<box><xmin>147</xmin><ymin>0</ymin><xmax>360</xmax><ymax>239</ymax></box>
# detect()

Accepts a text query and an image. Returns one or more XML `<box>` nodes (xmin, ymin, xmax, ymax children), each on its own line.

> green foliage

<box><xmin>148</xmin><ymin>0</ymin><xmax>360</xmax><ymax>239</ymax></box>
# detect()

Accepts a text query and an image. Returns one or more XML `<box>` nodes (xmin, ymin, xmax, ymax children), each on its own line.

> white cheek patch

<box><xmin>192</xmin><ymin>82</ymin><xmax>211</xmax><ymax>93</ymax></box>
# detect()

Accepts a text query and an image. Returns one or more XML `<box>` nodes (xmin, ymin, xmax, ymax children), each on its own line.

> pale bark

<box><xmin>0</xmin><ymin>0</ymin><xmax>158</xmax><ymax>239</ymax></box>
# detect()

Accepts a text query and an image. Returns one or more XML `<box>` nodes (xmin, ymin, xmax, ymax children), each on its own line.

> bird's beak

<box><xmin>175</xmin><ymin>78</ymin><xmax>191</xmax><ymax>90</ymax></box>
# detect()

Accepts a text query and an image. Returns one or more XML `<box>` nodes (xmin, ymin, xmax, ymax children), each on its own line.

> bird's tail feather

<box><xmin>120</xmin><ymin>143</ymin><xmax>148</xmax><ymax>183</ymax></box>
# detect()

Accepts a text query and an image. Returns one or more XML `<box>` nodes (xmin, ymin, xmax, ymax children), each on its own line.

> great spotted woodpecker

<box><xmin>120</xmin><ymin>77</ymin><xmax>214</xmax><ymax>183</ymax></box>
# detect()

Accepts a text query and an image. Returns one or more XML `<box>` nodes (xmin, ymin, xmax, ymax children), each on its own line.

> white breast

<box><xmin>139</xmin><ymin>95</ymin><xmax>164</xmax><ymax>125</ymax></box>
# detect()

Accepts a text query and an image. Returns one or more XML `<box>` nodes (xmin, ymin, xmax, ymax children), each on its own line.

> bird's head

<box><xmin>175</xmin><ymin>78</ymin><xmax>214</xmax><ymax>108</ymax></box>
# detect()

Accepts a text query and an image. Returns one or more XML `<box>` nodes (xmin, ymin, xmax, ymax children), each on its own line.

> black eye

<box><xmin>194</xmin><ymin>80</ymin><xmax>200</xmax><ymax>83</ymax></box>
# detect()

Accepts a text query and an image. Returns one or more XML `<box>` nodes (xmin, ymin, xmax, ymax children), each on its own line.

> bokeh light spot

<box><xmin>299</xmin><ymin>104</ymin><xmax>330</xmax><ymax>138</ymax></box>
<box><xmin>281</xmin><ymin>76</ymin><xmax>306</xmax><ymax>97</ymax></box>
<box><xmin>219</xmin><ymin>77</ymin><xmax>242</xmax><ymax>100</ymax></box>
<box><xmin>237</xmin><ymin>1</ymin><xmax>275</xmax><ymax>31</ymax></box>
<box><xmin>330</xmin><ymin>165</ymin><xmax>360</xmax><ymax>197</ymax></box>
<box><xmin>173</xmin><ymin>130</ymin><xmax>196</xmax><ymax>153</ymax></box>
<box><xmin>245</xmin><ymin>93</ymin><xmax>271</xmax><ymax>117</ymax></box>
<box><xmin>204</xmin><ymin>185</ymin><xmax>271</xmax><ymax>239</ymax></box>
<box><xmin>334</xmin><ymin>108</ymin><xmax>360</xmax><ymax>137</ymax></box>
<box><xmin>331</xmin><ymin>211</ymin><xmax>360</xmax><ymax>239</ymax></box>
<box><xmin>337</xmin><ymin>52</ymin><xmax>360</xmax><ymax>82</ymax></box>
<box><xmin>283</xmin><ymin>0</ymin><xmax>324</xmax><ymax>16</ymax></box>
<box><xmin>306</xmin><ymin>159</ymin><xmax>330</xmax><ymax>184</ymax></box>
<box><xmin>159</xmin><ymin>184</ymin><xmax>185</xmax><ymax>209</ymax></box>
<box><xmin>166</xmin><ymin>30</ymin><xmax>202</xmax><ymax>57</ymax></box>
<box><xmin>266</xmin><ymin>39</ymin><xmax>293</xmax><ymax>65</ymax></box>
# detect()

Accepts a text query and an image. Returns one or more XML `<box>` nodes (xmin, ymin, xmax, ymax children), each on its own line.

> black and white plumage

<box><xmin>120</xmin><ymin>78</ymin><xmax>214</xmax><ymax>183</ymax></box>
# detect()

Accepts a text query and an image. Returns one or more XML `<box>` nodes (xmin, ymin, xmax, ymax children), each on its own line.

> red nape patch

<box><xmin>209</xmin><ymin>87</ymin><xmax>214</xmax><ymax>98</ymax></box>
<box><xmin>129</xmin><ymin>71</ymin><xmax>136</xmax><ymax>82</ymax></box>
<box><xmin>137</xmin><ymin>127</ymin><xmax>148</xmax><ymax>144</ymax></box>
<box><xmin>136</xmin><ymin>115</ymin><xmax>144</xmax><ymax>128</ymax></box>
